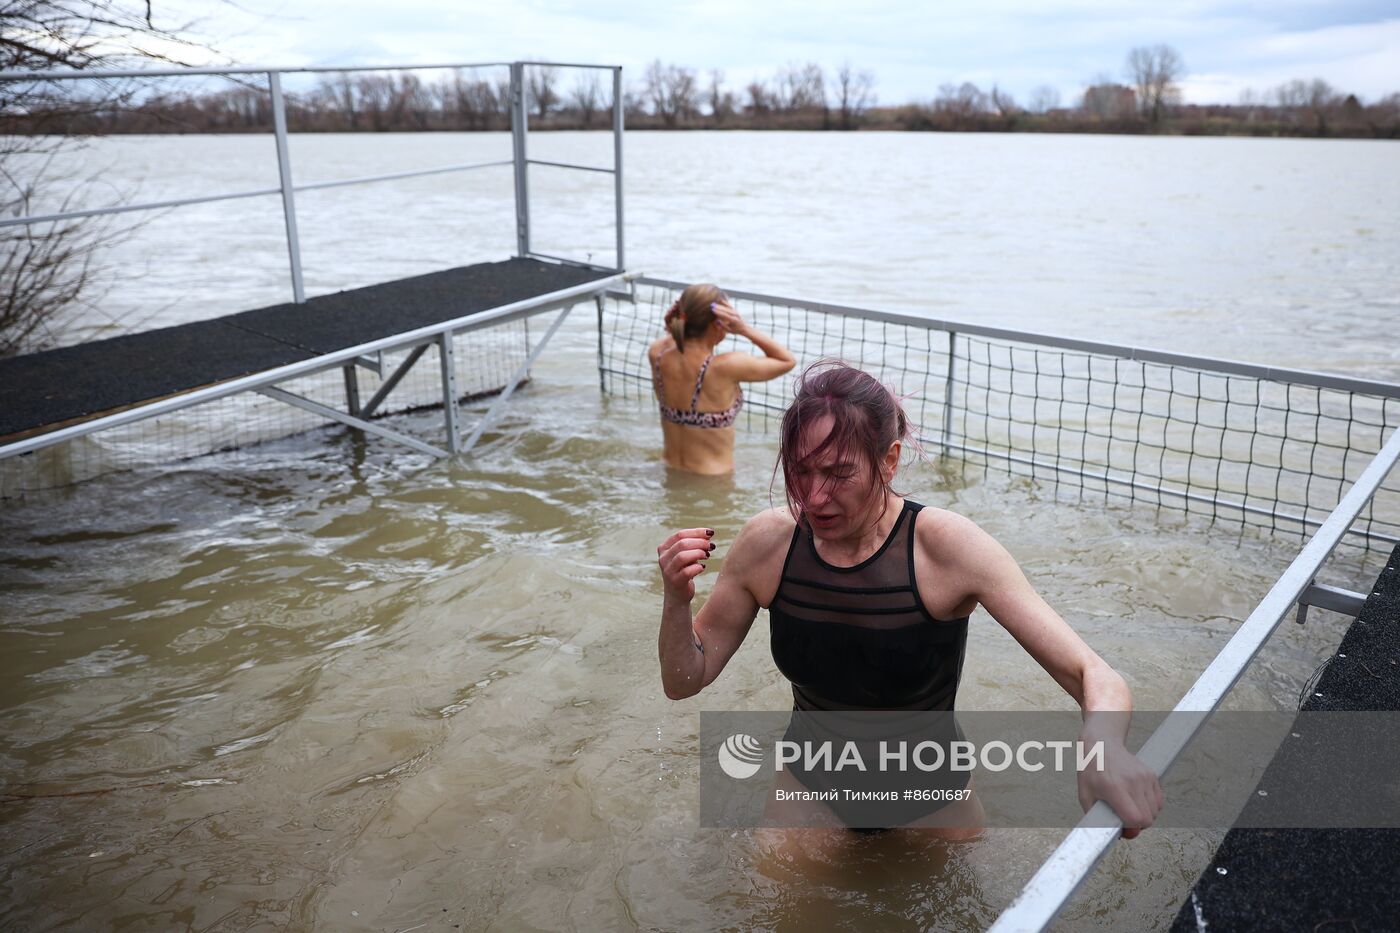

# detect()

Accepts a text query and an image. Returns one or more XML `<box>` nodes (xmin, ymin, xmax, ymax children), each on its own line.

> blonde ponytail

<box><xmin>665</xmin><ymin>300</ymin><xmax>687</xmax><ymax>350</ymax></box>
<box><xmin>663</xmin><ymin>284</ymin><xmax>724</xmax><ymax>351</ymax></box>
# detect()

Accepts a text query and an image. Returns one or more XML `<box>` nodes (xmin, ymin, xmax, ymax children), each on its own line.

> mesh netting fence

<box><xmin>0</xmin><ymin>317</ymin><xmax>534</xmax><ymax>497</ymax></box>
<box><xmin>601</xmin><ymin>280</ymin><xmax>1400</xmax><ymax>551</ymax></box>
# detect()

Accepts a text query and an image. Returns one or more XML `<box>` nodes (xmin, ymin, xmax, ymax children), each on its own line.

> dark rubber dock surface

<box><xmin>0</xmin><ymin>259</ymin><xmax>612</xmax><ymax>441</ymax></box>
<box><xmin>1169</xmin><ymin>543</ymin><xmax>1400</xmax><ymax>933</ymax></box>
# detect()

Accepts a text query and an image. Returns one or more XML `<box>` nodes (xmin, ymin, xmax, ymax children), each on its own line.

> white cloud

<box><xmin>152</xmin><ymin>0</ymin><xmax>1400</xmax><ymax>104</ymax></box>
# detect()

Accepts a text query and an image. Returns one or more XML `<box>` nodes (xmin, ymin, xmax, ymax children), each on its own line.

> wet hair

<box><xmin>776</xmin><ymin>361</ymin><xmax>911</xmax><ymax>520</ymax></box>
<box><xmin>664</xmin><ymin>283</ymin><xmax>727</xmax><ymax>350</ymax></box>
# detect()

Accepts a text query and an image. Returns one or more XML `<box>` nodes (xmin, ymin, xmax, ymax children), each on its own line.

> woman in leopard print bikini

<box><xmin>647</xmin><ymin>283</ymin><xmax>796</xmax><ymax>474</ymax></box>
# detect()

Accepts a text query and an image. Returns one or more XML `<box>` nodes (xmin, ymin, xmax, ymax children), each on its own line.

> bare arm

<box><xmin>657</xmin><ymin>511</ymin><xmax>788</xmax><ymax>699</ymax></box>
<box><xmin>711</xmin><ymin>300</ymin><xmax>796</xmax><ymax>383</ymax></box>
<box><xmin>934</xmin><ymin>515</ymin><xmax>1164</xmax><ymax>835</ymax></box>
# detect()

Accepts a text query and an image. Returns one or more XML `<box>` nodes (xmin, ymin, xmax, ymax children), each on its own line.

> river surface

<box><xmin>2</xmin><ymin>131</ymin><xmax>1398</xmax><ymax>931</ymax></box>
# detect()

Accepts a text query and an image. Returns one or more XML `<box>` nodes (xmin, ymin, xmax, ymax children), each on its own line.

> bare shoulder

<box><xmin>646</xmin><ymin>336</ymin><xmax>671</xmax><ymax>363</ymax></box>
<box><xmin>725</xmin><ymin>508</ymin><xmax>796</xmax><ymax>606</ymax></box>
<box><xmin>705</xmin><ymin>350</ymin><xmax>748</xmax><ymax>377</ymax></box>
<box><xmin>735</xmin><ymin>507</ymin><xmax>797</xmax><ymax>550</ymax></box>
<box><xmin>913</xmin><ymin>505</ymin><xmax>1003</xmax><ymax>568</ymax></box>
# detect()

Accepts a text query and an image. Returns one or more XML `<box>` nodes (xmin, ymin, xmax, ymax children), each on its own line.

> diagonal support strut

<box><xmin>257</xmin><ymin>385</ymin><xmax>449</xmax><ymax>458</ymax></box>
<box><xmin>461</xmin><ymin>304</ymin><xmax>575</xmax><ymax>455</ymax></box>
<box><xmin>360</xmin><ymin>343</ymin><xmax>432</xmax><ymax>419</ymax></box>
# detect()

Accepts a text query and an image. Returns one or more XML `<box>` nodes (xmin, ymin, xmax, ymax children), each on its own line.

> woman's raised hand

<box><xmin>657</xmin><ymin>527</ymin><xmax>715</xmax><ymax>602</ymax></box>
<box><xmin>711</xmin><ymin>300</ymin><xmax>746</xmax><ymax>334</ymax></box>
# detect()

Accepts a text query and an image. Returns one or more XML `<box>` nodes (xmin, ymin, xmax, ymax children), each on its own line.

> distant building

<box><xmin>1081</xmin><ymin>84</ymin><xmax>1136</xmax><ymax>120</ymax></box>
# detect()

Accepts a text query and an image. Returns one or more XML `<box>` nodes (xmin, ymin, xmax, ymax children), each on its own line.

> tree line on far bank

<box><xmin>10</xmin><ymin>46</ymin><xmax>1400</xmax><ymax>140</ymax></box>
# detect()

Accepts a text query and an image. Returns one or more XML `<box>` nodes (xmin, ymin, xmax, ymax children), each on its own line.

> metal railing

<box><xmin>0</xmin><ymin>60</ymin><xmax>627</xmax><ymax>301</ymax></box>
<box><xmin>508</xmin><ymin>60</ymin><xmax>626</xmax><ymax>273</ymax></box>
<box><xmin>606</xmin><ymin>278</ymin><xmax>1400</xmax><ymax>549</ymax></box>
<box><xmin>987</xmin><ymin>426</ymin><xmax>1400</xmax><ymax>931</ymax></box>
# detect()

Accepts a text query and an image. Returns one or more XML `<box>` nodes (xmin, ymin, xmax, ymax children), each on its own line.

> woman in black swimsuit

<box><xmin>656</xmin><ymin>362</ymin><xmax>1162</xmax><ymax>855</ymax></box>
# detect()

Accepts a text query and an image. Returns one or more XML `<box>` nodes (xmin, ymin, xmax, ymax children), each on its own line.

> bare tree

<box><xmin>355</xmin><ymin>74</ymin><xmax>394</xmax><ymax>130</ymax></box>
<box><xmin>989</xmin><ymin>85</ymin><xmax>1019</xmax><ymax>119</ymax></box>
<box><xmin>775</xmin><ymin>62</ymin><xmax>826</xmax><ymax>115</ymax></box>
<box><xmin>706</xmin><ymin>69</ymin><xmax>736</xmax><ymax>125</ymax></box>
<box><xmin>745</xmin><ymin>79</ymin><xmax>772</xmax><ymax>116</ymax></box>
<box><xmin>1303</xmin><ymin>79</ymin><xmax>1339</xmax><ymax>135</ymax></box>
<box><xmin>643</xmin><ymin>60</ymin><xmax>698</xmax><ymax>127</ymax></box>
<box><xmin>1028</xmin><ymin>84</ymin><xmax>1061</xmax><ymax>114</ymax></box>
<box><xmin>835</xmin><ymin>62</ymin><xmax>875</xmax><ymax>130</ymax></box>
<box><xmin>527</xmin><ymin>63</ymin><xmax>559</xmax><ymax>120</ymax></box>
<box><xmin>1126</xmin><ymin>44</ymin><xmax>1184</xmax><ymax>128</ymax></box>
<box><xmin>1</xmin><ymin>0</ymin><xmax>215</xmax><ymax>355</ymax></box>
<box><xmin>570</xmin><ymin>72</ymin><xmax>601</xmax><ymax>128</ymax></box>
<box><xmin>392</xmin><ymin>72</ymin><xmax>433</xmax><ymax>130</ymax></box>
<box><xmin>1273</xmin><ymin>78</ymin><xmax>1342</xmax><ymax>135</ymax></box>
<box><xmin>316</xmin><ymin>74</ymin><xmax>360</xmax><ymax>130</ymax></box>
<box><xmin>621</xmin><ymin>86</ymin><xmax>647</xmax><ymax>121</ymax></box>
<box><xmin>441</xmin><ymin>69</ymin><xmax>502</xmax><ymax>131</ymax></box>
<box><xmin>1371</xmin><ymin>92</ymin><xmax>1400</xmax><ymax>137</ymax></box>
<box><xmin>935</xmin><ymin>81</ymin><xmax>988</xmax><ymax>120</ymax></box>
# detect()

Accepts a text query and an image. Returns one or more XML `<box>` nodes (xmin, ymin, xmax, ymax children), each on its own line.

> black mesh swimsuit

<box><xmin>769</xmin><ymin>499</ymin><xmax>972</xmax><ymax>827</ymax></box>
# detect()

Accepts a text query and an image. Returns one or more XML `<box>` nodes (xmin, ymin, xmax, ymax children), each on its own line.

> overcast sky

<box><xmin>167</xmin><ymin>0</ymin><xmax>1400</xmax><ymax>105</ymax></box>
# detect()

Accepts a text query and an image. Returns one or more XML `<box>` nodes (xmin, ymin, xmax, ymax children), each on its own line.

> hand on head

<box><xmin>710</xmin><ymin>299</ymin><xmax>744</xmax><ymax>334</ymax></box>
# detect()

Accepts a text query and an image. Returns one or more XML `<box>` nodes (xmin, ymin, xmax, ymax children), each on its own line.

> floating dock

<box><xmin>0</xmin><ymin>258</ymin><xmax>617</xmax><ymax>445</ymax></box>
<box><xmin>1170</xmin><ymin>543</ymin><xmax>1400</xmax><ymax>932</ymax></box>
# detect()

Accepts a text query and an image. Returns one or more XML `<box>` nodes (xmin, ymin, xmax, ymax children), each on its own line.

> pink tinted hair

<box><xmin>775</xmin><ymin>361</ymin><xmax>912</xmax><ymax>520</ymax></box>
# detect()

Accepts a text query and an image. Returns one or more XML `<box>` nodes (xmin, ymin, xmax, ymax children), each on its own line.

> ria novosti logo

<box><xmin>717</xmin><ymin>733</ymin><xmax>764</xmax><ymax>779</ymax></box>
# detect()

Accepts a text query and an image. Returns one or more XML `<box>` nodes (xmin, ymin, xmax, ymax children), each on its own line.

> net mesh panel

<box><xmin>0</xmin><ymin>318</ymin><xmax>532</xmax><ymax>497</ymax></box>
<box><xmin>601</xmin><ymin>282</ymin><xmax>1400</xmax><ymax>553</ymax></box>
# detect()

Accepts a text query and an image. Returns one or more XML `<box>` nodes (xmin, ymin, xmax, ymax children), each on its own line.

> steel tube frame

<box><xmin>461</xmin><ymin>303</ymin><xmax>575</xmax><ymax>454</ymax></box>
<box><xmin>503</xmin><ymin>63</ymin><xmax>625</xmax><ymax>271</ymax></box>
<box><xmin>0</xmin><ymin>273</ymin><xmax>630</xmax><ymax>461</ymax></box>
<box><xmin>256</xmin><ymin>386</ymin><xmax>447</xmax><ymax>458</ymax></box>
<box><xmin>296</xmin><ymin>159</ymin><xmax>513</xmax><ymax>193</ymax></box>
<box><xmin>526</xmin><ymin>158</ymin><xmax>614</xmax><ymax>174</ymax></box>
<box><xmin>360</xmin><ymin>344</ymin><xmax>431</xmax><ymax>419</ymax></box>
<box><xmin>510</xmin><ymin>62</ymin><xmax>530</xmax><ymax>258</ymax></box>
<box><xmin>524</xmin><ymin>251</ymin><xmax>617</xmax><ymax>271</ymax></box>
<box><xmin>613</xmin><ymin>66</ymin><xmax>625</xmax><ymax>272</ymax></box>
<box><xmin>438</xmin><ymin>333</ymin><xmax>461</xmax><ymax>453</ymax></box>
<box><xmin>0</xmin><ymin>186</ymin><xmax>281</xmax><ymax>229</ymax></box>
<box><xmin>635</xmin><ymin>276</ymin><xmax>1400</xmax><ymax>400</ymax></box>
<box><xmin>268</xmin><ymin>72</ymin><xmax>305</xmax><ymax>303</ymax></box>
<box><xmin>0</xmin><ymin>159</ymin><xmax>514</xmax><ymax>231</ymax></box>
<box><xmin>342</xmin><ymin>364</ymin><xmax>361</xmax><ymax>416</ymax></box>
<box><xmin>925</xmin><ymin>435</ymin><xmax>1400</xmax><ymax>547</ymax></box>
<box><xmin>942</xmin><ymin>329</ymin><xmax>957</xmax><ymax>452</ymax></box>
<box><xmin>1297</xmin><ymin>581</ymin><xmax>1367</xmax><ymax>618</ymax></box>
<box><xmin>0</xmin><ymin>62</ymin><xmax>509</xmax><ymax>81</ymax></box>
<box><xmin>596</xmin><ymin>297</ymin><xmax>608</xmax><ymax>394</ymax></box>
<box><xmin>597</xmin><ymin>351</ymin><xmax>1400</xmax><ymax>547</ymax></box>
<box><xmin>513</xmin><ymin>60</ymin><xmax>617</xmax><ymax>70</ymax></box>
<box><xmin>987</xmin><ymin>424</ymin><xmax>1400</xmax><ymax>932</ymax></box>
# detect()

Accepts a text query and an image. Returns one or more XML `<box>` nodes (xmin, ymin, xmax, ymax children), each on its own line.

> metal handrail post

<box><xmin>942</xmin><ymin>329</ymin><xmax>957</xmax><ymax>453</ymax></box>
<box><xmin>596</xmin><ymin>296</ymin><xmax>607</xmax><ymax>393</ymax></box>
<box><xmin>268</xmin><ymin>71</ymin><xmax>306</xmax><ymax>303</ymax></box>
<box><xmin>612</xmin><ymin>66</ymin><xmax>625</xmax><ymax>272</ymax></box>
<box><xmin>510</xmin><ymin>62</ymin><xmax>531</xmax><ymax>257</ymax></box>
<box><xmin>439</xmin><ymin>331</ymin><xmax>461</xmax><ymax>453</ymax></box>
